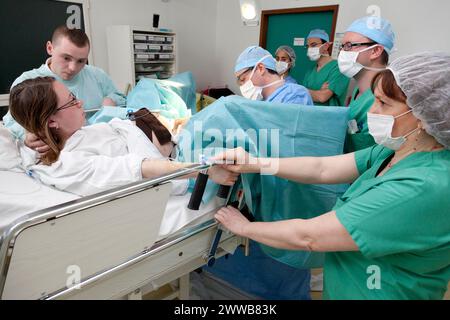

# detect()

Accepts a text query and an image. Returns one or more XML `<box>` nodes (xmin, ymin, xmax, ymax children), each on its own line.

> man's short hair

<box><xmin>51</xmin><ymin>25</ymin><xmax>90</xmax><ymax>48</ymax></box>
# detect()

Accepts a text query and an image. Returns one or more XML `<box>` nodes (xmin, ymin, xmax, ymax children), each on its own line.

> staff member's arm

<box><xmin>215</xmin><ymin>208</ymin><xmax>358</xmax><ymax>252</ymax></box>
<box><xmin>212</xmin><ymin>147</ymin><xmax>360</xmax><ymax>252</ymax></box>
<box><xmin>308</xmin><ymin>82</ymin><xmax>334</xmax><ymax>104</ymax></box>
<box><xmin>213</xmin><ymin>147</ymin><xmax>360</xmax><ymax>185</ymax></box>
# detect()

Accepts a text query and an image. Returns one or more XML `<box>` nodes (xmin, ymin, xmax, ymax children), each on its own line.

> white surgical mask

<box><xmin>307</xmin><ymin>43</ymin><xmax>326</xmax><ymax>62</ymax></box>
<box><xmin>338</xmin><ymin>45</ymin><xmax>384</xmax><ymax>78</ymax></box>
<box><xmin>276</xmin><ymin>61</ymin><xmax>289</xmax><ymax>75</ymax></box>
<box><xmin>367</xmin><ymin>110</ymin><xmax>419</xmax><ymax>150</ymax></box>
<box><xmin>240</xmin><ymin>55</ymin><xmax>284</xmax><ymax>101</ymax></box>
<box><xmin>240</xmin><ymin>78</ymin><xmax>264</xmax><ymax>101</ymax></box>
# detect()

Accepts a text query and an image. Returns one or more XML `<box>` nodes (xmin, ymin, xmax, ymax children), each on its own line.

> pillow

<box><xmin>0</xmin><ymin>123</ymin><xmax>22</xmax><ymax>171</ymax></box>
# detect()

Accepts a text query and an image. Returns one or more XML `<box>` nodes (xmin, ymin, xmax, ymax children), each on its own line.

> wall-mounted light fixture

<box><xmin>240</xmin><ymin>0</ymin><xmax>259</xmax><ymax>27</ymax></box>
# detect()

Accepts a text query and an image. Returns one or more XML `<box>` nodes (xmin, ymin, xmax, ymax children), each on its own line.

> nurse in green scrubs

<box><xmin>214</xmin><ymin>52</ymin><xmax>450</xmax><ymax>300</ymax></box>
<box><xmin>303</xmin><ymin>29</ymin><xmax>350</xmax><ymax>107</ymax></box>
<box><xmin>337</xmin><ymin>17</ymin><xmax>396</xmax><ymax>153</ymax></box>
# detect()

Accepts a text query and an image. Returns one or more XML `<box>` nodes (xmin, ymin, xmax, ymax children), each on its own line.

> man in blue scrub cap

<box><xmin>3</xmin><ymin>25</ymin><xmax>126</xmax><ymax>152</ymax></box>
<box><xmin>338</xmin><ymin>16</ymin><xmax>396</xmax><ymax>153</ymax></box>
<box><xmin>235</xmin><ymin>46</ymin><xmax>313</xmax><ymax>105</ymax></box>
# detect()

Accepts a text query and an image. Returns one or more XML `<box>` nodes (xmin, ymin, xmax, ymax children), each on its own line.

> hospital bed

<box><xmin>0</xmin><ymin>165</ymin><xmax>245</xmax><ymax>300</ymax></box>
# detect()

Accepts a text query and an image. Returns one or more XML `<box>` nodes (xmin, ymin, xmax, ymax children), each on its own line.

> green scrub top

<box><xmin>324</xmin><ymin>144</ymin><xmax>450</xmax><ymax>300</ymax></box>
<box><xmin>303</xmin><ymin>60</ymin><xmax>350</xmax><ymax>107</ymax></box>
<box><xmin>344</xmin><ymin>87</ymin><xmax>376</xmax><ymax>153</ymax></box>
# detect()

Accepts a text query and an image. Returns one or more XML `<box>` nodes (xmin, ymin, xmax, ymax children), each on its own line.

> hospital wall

<box><xmin>88</xmin><ymin>0</ymin><xmax>218</xmax><ymax>90</ymax></box>
<box><xmin>213</xmin><ymin>0</ymin><xmax>450</xmax><ymax>94</ymax></box>
<box><xmin>87</xmin><ymin>0</ymin><xmax>450</xmax><ymax>94</ymax></box>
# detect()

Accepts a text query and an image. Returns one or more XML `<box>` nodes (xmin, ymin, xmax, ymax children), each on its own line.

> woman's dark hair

<box><xmin>131</xmin><ymin>108</ymin><xmax>172</xmax><ymax>145</ymax></box>
<box><xmin>9</xmin><ymin>77</ymin><xmax>62</xmax><ymax>165</ymax></box>
<box><xmin>371</xmin><ymin>69</ymin><xmax>407</xmax><ymax>103</ymax></box>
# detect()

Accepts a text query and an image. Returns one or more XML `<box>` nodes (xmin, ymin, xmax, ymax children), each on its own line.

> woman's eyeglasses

<box><xmin>56</xmin><ymin>92</ymin><xmax>79</xmax><ymax>112</ymax></box>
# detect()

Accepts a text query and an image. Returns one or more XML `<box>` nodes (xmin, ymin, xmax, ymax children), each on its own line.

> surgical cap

<box><xmin>234</xmin><ymin>46</ymin><xmax>277</xmax><ymax>74</ymax></box>
<box><xmin>276</xmin><ymin>46</ymin><xmax>296</xmax><ymax>68</ymax></box>
<box><xmin>307</xmin><ymin>29</ymin><xmax>330</xmax><ymax>42</ymax></box>
<box><xmin>347</xmin><ymin>16</ymin><xmax>395</xmax><ymax>54</ymax></box>
<box><xmin>388</xmin><ymin>52</ymin><xmax>450</xmax><ymax>149</ymax></box>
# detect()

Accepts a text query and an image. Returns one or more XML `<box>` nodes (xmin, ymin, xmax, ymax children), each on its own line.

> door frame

<box><xmin>259</xmin><ymin>5</ymin><xmax>340</xmax><ymax>48</ymax></box>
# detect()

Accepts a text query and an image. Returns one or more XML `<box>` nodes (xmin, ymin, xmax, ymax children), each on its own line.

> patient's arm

<box><xmin>214</xmin><ymin>147</ymin><xmax>359</xmax><ymax>185</ymax></box>
<box><xmin>141</xmin><ymin>160</ymin><xmax>239</xmax><ymax>186</ymax></box>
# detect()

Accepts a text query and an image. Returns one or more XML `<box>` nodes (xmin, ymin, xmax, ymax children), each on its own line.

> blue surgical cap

<box><xmin>307</xmin><ymin>29</ymin><xmax>330</xmax><ymax>42</ymax></box>
<box><xmin>346</xmin><ymin>16</ymin><xmax>395</xmax><ymax>54</ymax></box>
<box><xmin>234</xmin><ymin>46</ymin><xmax>277</xmax><ymax>74</ymax></box>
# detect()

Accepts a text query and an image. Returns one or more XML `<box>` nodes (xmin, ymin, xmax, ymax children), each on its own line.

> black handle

<box><xmin>216</xmin><ymin>185</ymin><xmax>231</xmax><ymax>199</ymax></box>
<box><xmin>188</xmin><ymin>172</ymin><xmax>209</xmax><ymax>210</ymax></box>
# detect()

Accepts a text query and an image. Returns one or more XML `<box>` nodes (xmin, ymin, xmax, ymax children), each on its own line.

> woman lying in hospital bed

<box><xmin>3</xmin><ymin>77</ymin><xmax>238</xmax><ymax>239</ymax></box>
<box><xmin>8</xmin><ymin>77</ymin><xmax>237</xmax><ymax>197</ymax></box>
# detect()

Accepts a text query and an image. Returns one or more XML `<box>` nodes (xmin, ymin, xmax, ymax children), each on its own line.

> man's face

<box><xmin>340</xmin><ymin>32</ymin><xmax>375</xmax><ymax>66</ymax></box>
<box><xmin>46</xmin><ymin>37</ymin><xmax>89</xmax><ymax>80</ymax></box>
<box><xmin>235</xmin><ymin>64</ymin><xmax>266</xmax><ymax>87</ymax></box>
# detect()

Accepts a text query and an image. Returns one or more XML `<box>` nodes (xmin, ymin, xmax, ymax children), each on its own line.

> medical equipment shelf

<box><xmin>134</xmin><ymin>61</ymin><xmax>175</xmax><ymax>64</ymax></box>
<box><xmin>107</xmin><ymin>25</ymin><xmax>177</xmax><ymax>93</ymax></box>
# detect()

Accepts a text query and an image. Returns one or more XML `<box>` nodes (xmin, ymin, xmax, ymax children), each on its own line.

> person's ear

<box><xmin>322</xmin><ymin>42</ymin><xmax>331</xmax><ymax>54</ymax></box>
<box><xmin>258</xmin><ymin>63</ymin><xmax>269</xmax><ymax>76</ymax></box>
<box><xmin>255</xmin><ymin>63</ymin><xmax>264</xmax><ymax>74</ymax></box>
<box><xmin>370</xmin><ymin>45</ymin><xmax>384</xmax><ymax>61</ymax></box>
<box><xmin>46</xmin><ymin>41</ymin><xmax>54</xmax><ymax>56</ymax></box>
<box><xmin>48</xmin><ymin>119</ymin><xmax>59</xmax><ymax>130</ymax></box>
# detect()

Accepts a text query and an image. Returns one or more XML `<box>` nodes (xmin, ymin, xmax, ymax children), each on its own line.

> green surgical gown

<box><xmin>344</xmin><ymin>87</ymin><xmax>376</xmax><ymax>153</ymax></box>
<box><xmin>303</xmin><ymin>60</ymin><xmax>350</xmax><ymax>107</ymax></box>
<box><xmin>324</xmin><ymin>145</ymin><xmax>450</xmax><ymax>300</ymax></box>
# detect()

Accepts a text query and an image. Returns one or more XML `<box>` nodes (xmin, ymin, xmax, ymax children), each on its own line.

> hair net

<box><xmin>235</xmin><ymin>46</ymin><xmax>277</xmax><ymax>74</ymax></box>
<box><xmin>307</xmin><ymin>29</ymin><xmax>330</xmax><ymax>42</ymax></box>
<box><xmin>346</xmin><ymin>16</ymin><xmax>395</xmax><ymax>54</ymax></box>
<box><xmin>276</xmin><ymin>45</ymin><xmax>296</xmax><ymax>68</ymax></box>
<box><xmin>388</xmin><ymin>52</ymin><xmax>450</xmax><ymax>149</ymax></box>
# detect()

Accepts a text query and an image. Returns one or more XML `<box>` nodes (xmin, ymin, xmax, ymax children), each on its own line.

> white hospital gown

<box><xmin>21</xmin><ymin>119</ymin><xmax>188</xmax><ymax>197</ymax></box>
